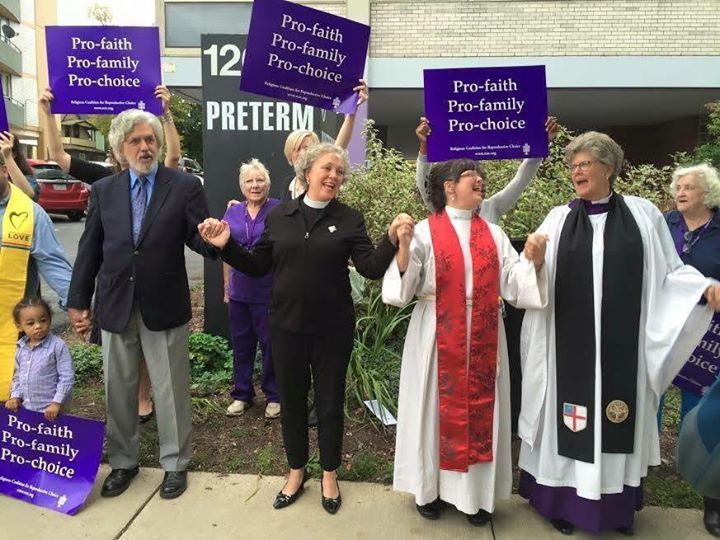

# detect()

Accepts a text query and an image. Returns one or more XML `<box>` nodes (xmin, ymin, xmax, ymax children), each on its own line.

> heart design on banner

<box><xmin>9</xmin><ymin>211</ymin><xmax>29</xmax><ymax>230</ymax></box>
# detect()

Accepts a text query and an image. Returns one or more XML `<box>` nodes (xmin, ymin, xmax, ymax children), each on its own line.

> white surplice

<box><xmin>518</xmin><ymin>195</ymin><xmax>715</xmax><ymax>501</ymax></box>
<box><xmin>382</xmin><ymin>207</ymin><xmax>548</xmax><ymax>514</ymax></box>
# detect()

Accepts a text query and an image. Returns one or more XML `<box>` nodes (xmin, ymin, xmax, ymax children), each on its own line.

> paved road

<box><xmin>43</xmin><ymin>215</ymin><xmax>205</xmax><ymax>330</ymax></box>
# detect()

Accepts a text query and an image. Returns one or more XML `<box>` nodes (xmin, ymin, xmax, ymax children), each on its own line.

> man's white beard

<box><xmin>130</xmin><ymin>158</ymin><xmax>158</xmax><ymax>176</ymax></box>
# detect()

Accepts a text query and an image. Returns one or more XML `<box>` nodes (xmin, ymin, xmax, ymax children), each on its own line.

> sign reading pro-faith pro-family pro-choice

<box><xmin>239</xmin><ymin>0</ymin><xmax>369</xmax><ymax>114</ymax></box>
<box><xmin>424</xmin><ymin>65</ymin><xmax>549</xmax><ymax>162</ymax></box>
<box><xmin>46</xmin><ymin>26</ymin><xmax>162</xmax><ymax>115</ymax></box>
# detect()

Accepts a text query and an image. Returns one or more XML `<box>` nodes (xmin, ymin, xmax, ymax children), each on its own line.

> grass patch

<box><xmin>340</xmin><ymin>451</ymin><xmax>393</xmax><ymax>483</ymax></box>
<box><xmin>255</xmin><ymin>444</ymin><xmax>277</xmax><ymax>475</ymax></box>
<box><xmin>645</xmin><ymin>475</ymin><xmax>703</xmax><ymax>509</ymax></box>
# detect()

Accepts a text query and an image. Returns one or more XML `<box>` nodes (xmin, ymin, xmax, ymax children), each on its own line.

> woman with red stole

<box><xmin>382</xmin><ymin>158</ymin><xmax>548</xmax><ymax>525</ymax></box>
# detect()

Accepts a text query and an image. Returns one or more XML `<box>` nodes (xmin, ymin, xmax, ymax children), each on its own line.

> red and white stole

<box><xmin>429</xmin><ymin>209</ymin><xmax>499</xmax><ymax>472</ymax></box>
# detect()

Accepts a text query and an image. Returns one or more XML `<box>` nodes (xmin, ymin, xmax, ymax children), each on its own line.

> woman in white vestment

<box><xmin>383</xmin><ymin>158</ymin><xmax>548</xmax><ymax>526</ymax></box>
<box><xmin>518</xmin><ymin>131</ymin><xmax>720</xmax><ymax>536</ymax></box>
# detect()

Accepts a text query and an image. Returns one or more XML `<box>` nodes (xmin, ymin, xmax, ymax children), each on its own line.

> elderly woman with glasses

<box><xmin>663</xmin><ymin>163</ymin><xmax>720</xmax><ymax>537</ymax></box>
<box><xmin>517</xmin><ymin>132</ymin><xmax>720</xmax><ymax>536</ymax></box>
<box><xmin>199</xmin><ymin>143</ymin><xmax>412</xmax><ymax>515</ymax></box>
<box><xmin>222</xmin><ymin>159</ymin><xmax>281</xmax><ymax>420</ymax></box>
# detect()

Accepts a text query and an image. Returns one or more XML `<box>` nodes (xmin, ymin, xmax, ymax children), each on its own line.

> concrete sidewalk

<box><xmin>1</xmin><ymin>466</ymin><xmax>709</xmax><ymax>539</ymax></box>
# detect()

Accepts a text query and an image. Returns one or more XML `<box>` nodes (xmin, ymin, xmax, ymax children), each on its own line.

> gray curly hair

<box><xmin>293</xmin><ymin>143</ymin><xmax>350</xmax><ymax>190</ymax></box>
<box><xmin>670</xmin><ymin>163</ymin><xmax>720</xmax><ymax>209</ymax></box>
<box><xmin>564</xmin><ymin>131</ymin><xmax>624</xmax><ymax>186</ymax></box>
<box><xmin>108</xmin><ymin>109</ymin><xmax>164</xmax><ymax>165</ymax></box>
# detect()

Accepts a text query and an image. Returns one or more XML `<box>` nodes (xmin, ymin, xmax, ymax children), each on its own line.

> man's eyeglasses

<box><xmin>568</xmin><ymin>160</ymin><xmax>596</xmax><ymax>173</ymax></box>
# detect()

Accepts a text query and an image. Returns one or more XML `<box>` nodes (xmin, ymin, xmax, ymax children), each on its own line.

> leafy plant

<box><xmin>70</xmin><ymin>343</ymin><xmax>103</xmax><ymax>384</ymax></box>
<box><xmin>340</xmin><ymin>120</ymin><xmax>427</xmax><ymax>243</ymax></box>
<box><xmin>188</xmin><ymin>332</ymin><xmax>234</xmax><ymax>394</ymax></box>
<box><xmin>347</xmin><ymin>282</ymin><xmax>414</xmax><ymax>415</ymax></box>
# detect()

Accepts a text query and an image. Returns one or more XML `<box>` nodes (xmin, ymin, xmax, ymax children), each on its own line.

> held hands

<box><xmin>198</xmin><ymin>218</ymin><xmax>231</xmax><ymax>249</ymax></box>
<box><xmin>524</xmin><ymin>233</ymin><xmax>549</xmax><ymax>271</ymax></box>
<box><xmin>353</xmin><ymin>79</ymin><xmax>369</xmax><ymax>106</ymax></box>
<box><xmin>545</xmin><ymin>116</ymin><xmax>560</xmax><ymax>142</ymax></box>
<box><xmin>388</xmin><ymin>213</ymin><xmax>415</xmax><ymax>246</ymax></box>
<box><xmin>39</xmin><ymin>88</ymin><xmax>54</xmax><ymax>115</ymax></box>
<box><xmin>705</xmin><ymin>285</ymin><xmax>720</xmax><ymax>311</ymax></box>
<box><xmin>44</xmin><ymin>402</ymin><xmax>62</xmax><ymax>421</ymax></box>
<box><xmin>0</xmin><ymin>131</ymin><xmax>14</xmax><ymax>159</ymax></box>
<box><xmin>4</xmin><ymin>398</ymin><xmax>21</xmax><ymax>412</ymax></box>
<box><xmin>68</xmin><ymin>308</ymin><xmax>92</xmax><ymax>337</ymax></box>
<box><xmin>397</xmin><ymin>222</ymin><xmax>414</xmax><ymax>249</ymax></box>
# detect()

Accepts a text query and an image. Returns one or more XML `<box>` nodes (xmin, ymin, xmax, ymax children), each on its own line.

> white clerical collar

<box><xmin>590</xmin><ymin>193</ymin><xmax>612</xmax><ymax>205</ymax></box>
<box><xmin>303</xmin><ymin>195</ymin><xmax>330</xmax><ymax>209</ymax></box>
<box><xmin>446</xmin><ymin>205</ymin><xmax>473</xmax><ymax>220</ymax></box>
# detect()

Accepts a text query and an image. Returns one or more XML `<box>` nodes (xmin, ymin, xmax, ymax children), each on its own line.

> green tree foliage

<box><xmin>340</xmin><ymin>120</ymin><xmax>427</xmax><ymax>243</ymax></box>
<box><xmin>170</xmin><ymin>94</ymin><xmax>203</xmax><ymax>165</ymax></box>
<box><xmin>692</xmin><ymin>101</ymin><xmax>720</xmax><ymax>169</ymax></box>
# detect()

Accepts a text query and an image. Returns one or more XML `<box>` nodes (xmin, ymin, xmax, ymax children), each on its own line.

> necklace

<box><xmin>677</xmin><ymin>215</ymin><xmax>712</xmax><ymax>255</ymax></box>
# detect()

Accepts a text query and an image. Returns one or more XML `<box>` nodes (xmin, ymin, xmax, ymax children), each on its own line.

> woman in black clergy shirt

<box><xmin>199</xmin><ymin>143</ymin><xmax>413</xmax><ymax>514</ymax></box>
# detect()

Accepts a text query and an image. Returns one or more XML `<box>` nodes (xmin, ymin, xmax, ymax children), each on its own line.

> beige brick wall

<box><xmin>370</xmin><ymin>0</ymin><xmax>720</xmax><ymax>56</ymax></box>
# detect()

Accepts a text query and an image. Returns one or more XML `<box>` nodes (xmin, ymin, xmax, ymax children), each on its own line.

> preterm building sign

<box><xmin>424</xmin><ymin>65</ymin><xmax>549</xmax><ymax>162</ymax></box>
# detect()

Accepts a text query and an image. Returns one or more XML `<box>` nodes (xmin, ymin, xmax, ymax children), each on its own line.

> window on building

<box><xmin>164</xmin><ymin>3</ymin><xmax>252</xmax><ymax>47</ymax></box>
<box><xmin>1</xmin><ymin>72</ymin><xmax>12</xmax><ymax>98</ymax></box>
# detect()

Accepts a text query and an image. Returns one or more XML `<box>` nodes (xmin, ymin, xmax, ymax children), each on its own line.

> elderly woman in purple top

<box><xmin>223</xmin><ymin>159</ymin><xmax>280</xmax><ymax>419</ymax></box>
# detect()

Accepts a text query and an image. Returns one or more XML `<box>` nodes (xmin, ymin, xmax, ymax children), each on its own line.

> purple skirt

<box><xmin>519</xmin><ymin>470</ymin><xmax>643</xmax><ymax>534</ymax></box>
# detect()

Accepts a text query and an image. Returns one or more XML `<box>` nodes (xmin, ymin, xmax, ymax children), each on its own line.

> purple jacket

<box><xmin>223</xmin><ymin>198</ymin><xmax>280</xmax><ymax>303</ymax></box>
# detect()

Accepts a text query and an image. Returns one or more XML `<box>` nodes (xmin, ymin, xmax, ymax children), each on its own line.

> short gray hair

<box><xmin>670</xmin><ymin>163</ymin><xmax>720</xmax><ymax>209</ymax></box>
<box><xmin>239</xmin><ymin>158</ymin><xmax>271</xmax><ymax>185</ymax></box>
<box><xmin>294</xmin><ymin>143</ymin><xmax>350</xmax><ymax>187</ymax></box>
<box><xmin>565</xmin><ymin>131</ymin><xmax>624</xmax><ymax>185</ymax></box>
<box><xmin>108</xmin><ymin>109</ymin><xmax>164</xmax><ymax>164</ymax></box>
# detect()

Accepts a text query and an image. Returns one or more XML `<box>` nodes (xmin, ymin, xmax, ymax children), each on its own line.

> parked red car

<box><xmin>28</xmin><ymin>160</ymin><xmax>89</xmax><ymax>221</ymax></box>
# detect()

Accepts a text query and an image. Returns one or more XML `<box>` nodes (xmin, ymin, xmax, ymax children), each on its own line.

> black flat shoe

<box><xmin>321</xmin><ymin>478</ymin><xmax>342</xmax><ymax>514</ymax></box>
<box><xmin>273</xmin><ymin>469</ymin><xmax>309</xmax><ymax>509</ymax></box>
<box><xmin>615</xmin><ymin>526</ymin><xmax>634</xmax><ymax>536</ymax></box>
<box><xmin>551</xmin><ymin>518</ymin><xmax>574</xmax><ymax>535</ymax></box>
<box><xmin>466</xmin><ymin>509</ymin><xmax>492</xmax><ymax>526</ymax></box>
<box><xmin>416</xmin><ymin>498</ymin><xmax>442</xmax><ymax>520</ymax></box>
<box><xmin>139</xmin><ymin>409</ymin><xmax>154</xmax><ymax>424</ymax></box>
<box><xmin>705</xmin><ymin>505</ymin><xmax>720</xmax><ymax>537</ymax></box>
<box><xmin>101</xmin><ymin>467</ymin><xmax>139</xmax><ymax>498</ymax></box>
<box><xmin>160</xmin><ymin>471</ymin><xmax>188</xmax><ymax>499</ymax></box>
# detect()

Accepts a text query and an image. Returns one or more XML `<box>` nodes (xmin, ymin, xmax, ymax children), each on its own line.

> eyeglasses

<box><xmin>459</xmin><ymin>171</ymin><xmax>483</xmax><ymax>181</ymax></box>
<box><xmin>568</xmin><ymin>160</ymin><xmax>596</xmax><ymax>173</ymax></box>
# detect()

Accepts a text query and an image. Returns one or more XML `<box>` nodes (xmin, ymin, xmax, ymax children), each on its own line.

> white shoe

<box><xmin>226</xmin><ymin>400</ymin><xmax>251</xmax><ymax>416</ymax></box>
<box><xmin>265</xmin><ymin>402</ymin><xmax>281</xmax><ymax>419</ymax></box>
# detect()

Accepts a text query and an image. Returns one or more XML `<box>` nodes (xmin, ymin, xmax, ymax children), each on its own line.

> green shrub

<box><xmin>70</xmin><ymin>343</ymin><xmax>103</xmax><ymax>383</ymax></box>
<box><xmin>188</xmin><ymin>332</ymin><xmax>233</xmax><ymax>394</ymax></box>
<box><xmin>340</xmin><ymin>120</ymin><xmax>427</xmax><ymax>243</ymax></box>
<box><xmin>347</xmin><ymin>282</ymin><xmax>413</xmax><ymax>415</ymax></box>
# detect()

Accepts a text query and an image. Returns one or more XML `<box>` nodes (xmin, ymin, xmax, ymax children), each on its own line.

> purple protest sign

<box><xmin>0</xmin><ymin>83</ymin><xmax>8</xmax><ymax>133</ymax></box>
<box><xmin>674</xmin><ymin>312</ymin><xmax>720</xmax><ymax>396</ymax></box>
<box><xmin>46</xmin><ymin>26</ymin><xmax>162</xmax><ymax>115</ymax></box>
<box><xmin>424</xmin><ymin>65</ymin><xmax>549</xmax><ymax>162</ymax></box>
<box><xmin>0</xmin><ymin>408</ymin><xmax>104</xmax><ymax>515</ymax></box>
<box><xmin>239</xmin><ymin>0</ymin><xmax>369</xmax><ymax>114</ymax></box>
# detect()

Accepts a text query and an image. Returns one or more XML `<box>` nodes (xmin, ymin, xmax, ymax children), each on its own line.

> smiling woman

<box><xmin>198</xmin><ymin>143</ymin><xmax>413</xmax><ymax>515</ymax></box>
<box><xmin>517</xmin><ymin>131</ymin><xmax>720</xmax><ymax>536</ymax></box>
